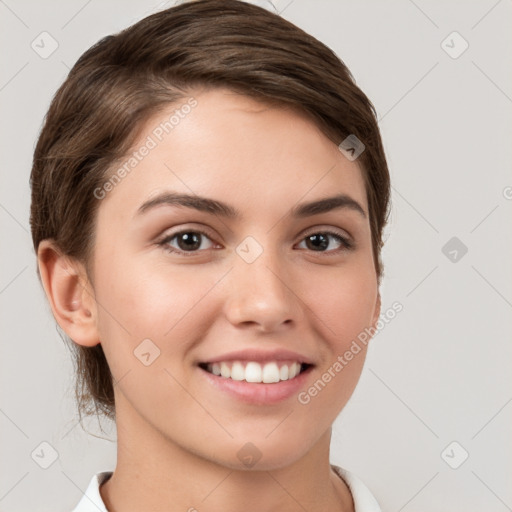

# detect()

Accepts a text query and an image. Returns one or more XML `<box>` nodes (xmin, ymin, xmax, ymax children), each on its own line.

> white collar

<box><xmin>331</xmin><ymin>464</ymin><xmax>382</xmax><ymax>511</ymax></box>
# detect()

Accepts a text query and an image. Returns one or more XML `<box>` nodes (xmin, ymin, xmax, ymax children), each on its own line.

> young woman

<box><xmin>30</xmin><ymin>1</ymin><xmax>390</xmax><ymax>510</ymax></box>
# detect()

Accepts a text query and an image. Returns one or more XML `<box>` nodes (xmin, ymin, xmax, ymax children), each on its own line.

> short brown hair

<box><xmin>30</xmin><ymin>0</ymin><xmax>391</xmax><ymax>422</ymax></box>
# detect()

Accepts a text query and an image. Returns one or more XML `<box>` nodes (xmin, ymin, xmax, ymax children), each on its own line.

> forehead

<box><xmin>98</xmin><ymin>88</ymin><xmax>368</xmax><ymax>224</ymax></box>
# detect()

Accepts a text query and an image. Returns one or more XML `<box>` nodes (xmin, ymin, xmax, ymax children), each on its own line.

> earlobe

<box><xmin>37</xmin><ymin>240</ymin><xmax>99</xmax><ymax>347</ymax></box>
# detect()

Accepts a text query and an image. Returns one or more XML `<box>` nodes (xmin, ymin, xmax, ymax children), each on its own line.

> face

<box><xmin>89</xmin><ymin>88</ymin><xmax>380</xmax><ymax>470</ymax></box>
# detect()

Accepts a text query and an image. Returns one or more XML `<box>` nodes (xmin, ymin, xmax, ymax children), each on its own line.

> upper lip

<box><xmin>199</xmin><ymin>349</ymin><xmax>315</xmax><ymax>365</ymax></box>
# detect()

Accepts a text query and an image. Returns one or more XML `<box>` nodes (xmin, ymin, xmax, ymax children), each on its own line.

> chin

<box><xmin>203</xmin><ymin>434</ymin><xmax>317</xmax><ymax>472</ymax></box>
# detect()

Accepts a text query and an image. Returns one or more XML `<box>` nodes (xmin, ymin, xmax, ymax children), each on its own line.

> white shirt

<box><xmin>71</xmin><ymin>465</ymin><xmax>381</xmax><ymax>511</ymax></box>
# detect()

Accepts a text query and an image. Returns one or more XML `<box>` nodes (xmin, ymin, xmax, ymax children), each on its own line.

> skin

<box><xmin>38</xmin><ymin>87</ymin><xmax>381</xmax><ymax>512</ymax></box>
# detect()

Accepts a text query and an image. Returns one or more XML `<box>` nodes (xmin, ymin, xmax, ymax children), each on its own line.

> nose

<box><xmin>223</xmin><ymin>245</ymin><xmax>300</xmax><ymax>333</ymax></box>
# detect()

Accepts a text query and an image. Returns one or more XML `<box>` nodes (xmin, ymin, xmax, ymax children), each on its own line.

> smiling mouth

<box><xmin>198</xmin><ymin>360</ymin><xmax>313</xmax><ymax>384</ymax></box>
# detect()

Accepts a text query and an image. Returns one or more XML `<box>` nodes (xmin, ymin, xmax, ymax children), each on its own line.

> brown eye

<box><xmin>298</xmin><ymin>231</ymin><xmax>353</xmax><ymax>252</ymax></box>
<box><xmin>159</xmin><ymin>230</ymin><xmax>216</xmax><ymax>255</ymax></box>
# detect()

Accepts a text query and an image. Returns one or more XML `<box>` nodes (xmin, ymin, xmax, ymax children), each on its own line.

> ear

<box><xmin>37</xmin><ymin>240</ymin><xmax>99</xmax><ymax>347</ymax></box>
<box><xmin>370</xmin><ymin>291</ymin><xmax>381</xmax><ymax>332</ymax></box>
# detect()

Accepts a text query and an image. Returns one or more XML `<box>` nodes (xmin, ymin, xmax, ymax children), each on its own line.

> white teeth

<box><xmin>262</xmin><ymin>362</ymin><xmax>280</xmax><ymax>383</ymax></box>
<box><xmin>245</xmin><ymin>362</ymin><xmax>262</xmax><ymax>382</ymax></box>
<box><xmin>204</xmin><ymin>360</ymin><xmax>307</xmax><ymax>383</ymax></box>
<box><xmin>231</xmin><ymin>361</ymin><xmax>245</xmax><ymax>381</ymax></box>
<box><xmin>289</xmin><ymin>362</ymin><xmax>300</xmax><ymax>379</ymax></box>
<box><xmin>220</xmin><ymin>362</ymin><xmax>231</xmax><ymax>378</ymax></box>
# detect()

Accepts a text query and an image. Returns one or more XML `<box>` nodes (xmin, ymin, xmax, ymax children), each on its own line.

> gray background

<box><xmin>1</xmin><ymin>0</ymin><xmax>511</xmax><ymax>510</ymax></box>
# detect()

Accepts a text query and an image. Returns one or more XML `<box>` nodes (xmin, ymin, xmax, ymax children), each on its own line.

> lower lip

<box><xmin>198</xmin><ymin>365</ymin><xmax>314</xmax><ymax>405</ymax></box>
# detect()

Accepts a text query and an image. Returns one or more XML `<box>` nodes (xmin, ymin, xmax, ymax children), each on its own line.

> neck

<box><xmin>100</xmin><ymin>398</ymin><xmax>354</xmax><ymax>512</ymax></box>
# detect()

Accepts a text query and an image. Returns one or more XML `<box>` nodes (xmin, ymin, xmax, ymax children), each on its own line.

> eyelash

<box><xmin>157</xmin><ymin>228</ymin><xmax>354</xmax><ymax>257</ymax></box>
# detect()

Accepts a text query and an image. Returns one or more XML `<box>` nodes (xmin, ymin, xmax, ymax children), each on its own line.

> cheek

<box><xmin>306</xmin><ymin>262</ymin><xmax>378</xmax><ymax>348</ymax></box>
<box><xmin>93</xmin><ymin>250</ymin><xmax>222</xmax><ymax>351</ymax></box>
<box><xmin>296</xmin><ymin>266</ymin><xmax>375</xmax><ymax>419</ymax></box>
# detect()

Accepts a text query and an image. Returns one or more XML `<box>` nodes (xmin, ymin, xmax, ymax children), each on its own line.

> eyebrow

<box><xmin>137</xmin><ymin>192</ymin><xmax>367</xmax><ymax>219</ymax></box>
